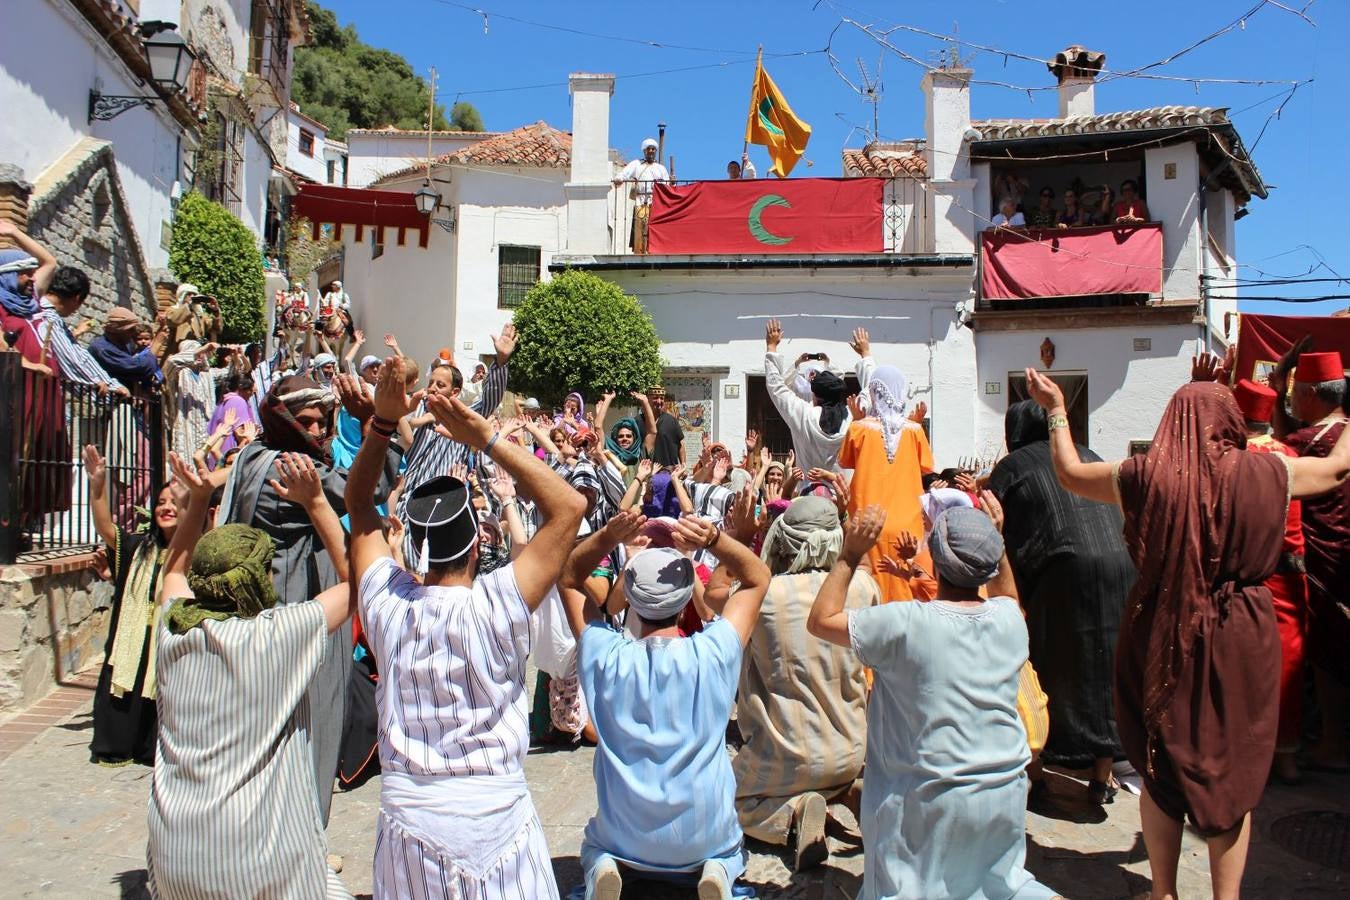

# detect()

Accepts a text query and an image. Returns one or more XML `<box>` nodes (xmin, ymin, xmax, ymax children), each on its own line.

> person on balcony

<box><xmin>1026</xmin><ymin>188</ymin><xmax>1058</xmax><ymax>228</ymax></box>
<box><xmin>727</xmin><ymin>155</ymin><xmax>757</xmax><ymax>179</ymax></box>
<box><xmin>613</xmin><ymin>138</ymin><xmax>670</xmax><ymax>254</ymax></box>
<box><xmin>32</xmin><ymin>267</ymin><xmax>129</xmax><ymax>397</ymax></box>
<box><xmin>991</xmin><ymin>196</ymin><xmax>1026</xmax><ymax>229</ymax></box>
<box><xmin>0</xmin><ymin>220</ymin><xmax>56</xmax><ymax>321</ymax></box>
<box><xmin>1113</xmin><ymin>179</ymin><xmax>1150</xmax><ymax>223</ymax></box>
<box><xmin>1056</xmin><ymin>188</ymin><xmax>1088</xmax><ymax>228</ymax></box>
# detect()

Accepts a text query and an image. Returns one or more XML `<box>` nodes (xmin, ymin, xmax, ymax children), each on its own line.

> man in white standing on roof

<box><xmin>347</xmin><ymin>356</ymin><xmax>586</xmax><ymax>899</ymax></box>
<box><xmin>613</xmin><ymin>137</ymin><xmax>670</xmax><ymax>253</ymax></box>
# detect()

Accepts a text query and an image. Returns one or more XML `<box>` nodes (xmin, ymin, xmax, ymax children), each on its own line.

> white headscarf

<box><xmin>792</xmin><ymin>360</ymin><xmax>827</xmax><ymax>402</ymax></box>
<box><xmin>920</xmin><ymin>488</ymin><xmax>974</xmax><ymax>541</ymax></box>
<box><xmin>868</xmin><ymin>365</ymin><xmax>910</xmax><ymax>462</ymax></box>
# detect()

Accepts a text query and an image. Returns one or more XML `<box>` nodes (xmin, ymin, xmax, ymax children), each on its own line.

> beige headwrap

<box><xmin>103</xmin><ymin>307</ymin><xmax>144</xmax><ymax>343</ymax></box>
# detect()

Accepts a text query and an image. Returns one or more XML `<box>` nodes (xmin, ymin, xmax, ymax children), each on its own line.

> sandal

<box><xmin>1088</xmin><ymin>778</ymin><xmax>1118</xmax><ymax>805</ymax></box>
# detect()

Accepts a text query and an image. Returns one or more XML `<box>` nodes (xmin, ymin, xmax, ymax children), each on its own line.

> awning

<box><xmin>291</xmin><ymin>183</ymin><xmax>431</xmax><ymax>248</ymax></box>
<box><xmin>980</xmin><ymin>223</ymin><xmax>1163</xmax><ymax>301</ymax></box>
<box><xmin>1235</xmin><ymin>313</ymin><xmax>1350</xmax><ymax>385</ymax></box>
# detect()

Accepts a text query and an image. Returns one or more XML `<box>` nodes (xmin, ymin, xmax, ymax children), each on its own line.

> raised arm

<box><xmin>593</xmin><ymin>390</ymin><xmax>615</xmax><ymax>433</ymax></box>
<box><xmin>270</xmin><ymin>454</ymin><xmax>351</xmax><ymax>632</ymax></box>
<box><xmin>560</xmin><ymin>509</ymin><xmax>644</xmax><ymax>591</ymax></box>
<box><xmin>630</xmin><ymin>391</ymin><xmax>658</xmax><ymax>455</ymax></box>
<box><xmin>620</xmin><ymin>458</ymin><xmax>653</xmax><ymax>510</ymax></box>
<box><xmin>764</xmin><ymin>319</ymin><xmax>817</xmax><ymax>435</ymax></box>
<box><xmin>346</xmin><ymin>357</ymin><xmax>417</xmax><ymax>584</ymax></box>
<box><xmin>669</xmin><ymin>465</ymin><xmax>695</xmax><ymax>514</ymax></box>
<box><xmin>159</xmin><ymin>452</ymin><xmax>215</xmax><ymax>605</ymax></box>
<box><xmin>1024</xmin><ymin>368</ymin><xmax>1117</xmax><ymax>505</ymax></box>
<box><xmin>0</xmin><ymin>221</ymin><xmax>57</xmax><ymax>295</ymax></box>
<box><xmin>81</xmin><ymin>445</ymin><xmax>118</xmax><ymax>549</ymax></box>
<box><xmin>808</xmin><ymin>504</ymin><xmax>885</xmax><ymax>648</ymax></box>
<box><xmin>428</xmin><ymin>391</ymin><xmax>586</xmax><ymax>611</ymax></box>
<box><xmin>672</xmin><ymin>515</ymin><xmax>769</xmax><ymax>646</ymax></box>
<box><xmin>1288</xmin><ymin>422</ymin><xmax>1350</xmax><ymax>498</ymax></box>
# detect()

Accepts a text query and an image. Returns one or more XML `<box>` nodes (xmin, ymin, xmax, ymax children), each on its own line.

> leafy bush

<box><xmin>510</xmin><ymin>270</ymin><xmax>663</xmax><ymax>406</ymax></box>
<box><xmin>168</xmin><ymin>192</ymin><xmax>266</xmax><ymax>342</ymax></box>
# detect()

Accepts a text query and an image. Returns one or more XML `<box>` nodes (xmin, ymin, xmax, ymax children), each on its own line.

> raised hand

<box><xmin>1024</xmin><ymin>368</ymin><xmax>1065</xmax><ymax>412</ymax></box>
<box><xmin>600</xmin><ymin>390</ymin><xmax>616</xmax><ymax>404</ymax></box>
<box><xmin>334</xmin><ymin>373</ymin><xmax>374</xmax><ymax>422</ymax></box>
<box><xmin>909</xmin><ymin>400</ymin><xmax>928</xmax><ymax>424</ymax></box>
<box><xmin>1191</xmin><ymin>352</ymin><xmax>1222</xmax><ymax>383</ymax></box>
<box><xmin>449</xmin><ymin>462</ymin><xmax>469</xmax><ymax>483</ymax></box>
<box><xmin>269</xmin><ymin>452</ymin><xmax>326</xmax><ymax>509</ymax></box>
<box><xmin>489</xmin><ymin>469</ymin><xmax>516</xmax><ymax>501</ymax></box>
<box><xmin>765</xmin><ymin>318</ymin><xmax>784</xmax><ymax>351</ymax></box>
<box><xmin>374</xmin><ymin>357</ymin><xmax>415</xmax><ymax>422</ymax></box>
<box><xmin>673</xmin><ymin>515</ymin><xmax>718</xmax><ymax>553</ymax></box>
<box><xmin>169</xmin><ymin>451</ymin><xmax>213</xmax><ymax>503</ymax></box>
<box><xmin>234</xmin><ymin>421</ymin><xmax>259</xmax><ymax>444</ymax></box>
<box><xmin>712</xmin><ymin>456</ymin><xmax>729</xmax><ymax>483</ymax></box>
<box><xmin>352</xmin><ymin>329</ymin><xmax>366</xmax><ymax>344</ymax></box>
<box><xmin>670</xmin><ymin>462</ymin><xmax>687</xmax><ymax>481</ymax></box>
<box><xmin>428</xmin><ymin>390</ymin><xmax>496</xmax><ymax>452</ymax></box>
<box><xmin>636</xmin><ymin>458</ymin><xmax>654</xmax><ymax>481</ymax></box>
<box><xmin>977</xmin><ymin>489</ymin><xmax>1005</xmax><ymax>533</ymax></box>
<box><xmin>726</xmin><ymin>487</ymin><xmax>758</xmax><ymax>541</ymax></box>
<box><xmin>841</xmin><ymin>504</ymin><xmax>886</xmax><ymax>565</ymax></box>
<box><xmin>223</xmin><ymin>407</ymin><xmax>238</xmax><ymax>429</ymax></box>
<box><xmin>630</xmin><ymin>390</ymin><xmax>650</xmax><ymax>406</ymax></box>
<box><xmin>954</xmin><ymin>472</ymin><xmax>978</xmax><ymax>495</ymax></box>
<box><xmin>893</xmin><ymin>530</ymin><xmax>919</xmax><ymax>561</ymax></box>
<box><xmin>849</xmin><ymin>326</ymin><xmax>871</xmax><ymax>357</ymax></box>
<box><xmin>82</xmin><ymin>444</ymin><xmax>107</xmax><ymax>495</ymax></box>
<box><xmin>492</xmin><ymin>323</ymin><xmax>518</xmax><ymax>362</ymax></box>
<box><xmin>604</xmin><ymin>509</ymin><xmax>647</xmax><ymax>545</ymax></box>
<box><xmin>383</xmin><ymin>333</ymin><xmax>399</xmax><ymax>349</ymax></box>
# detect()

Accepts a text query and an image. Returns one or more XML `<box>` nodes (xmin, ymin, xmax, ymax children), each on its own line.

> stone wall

<box><xmin>0</xmin><ymin>556</ymin><xmax>110</xmax><ymax>714</ymax></box>
<box><xmin>23</xmin><ymin>140</ymin><xmax>158</xmax><ymax>323</ymax></box>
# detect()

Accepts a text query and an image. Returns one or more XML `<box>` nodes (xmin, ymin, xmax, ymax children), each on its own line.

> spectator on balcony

<box><xmin>32</xmin><ymin>267</ymin><xmax>129</xmax><ymax>397</ymax></box>
<box><xmin>727</xmin><ymin>154</ymin><xmax>757</xmax><ymax>179</ymax></box>
<box><xmin>1057</xmin><ymin>188</ymin><xmax>1088</xmax><ymax>228</ymax></box>
<box><xmin>0</xmin><ymin>220</ymin><xmax>56</xmax><ymax>320</ymax></box>
<box><xmin>1113</xmin><ymin>180</ymin><xmax>1150</xmax><ymax>224</ymax></box>
<box><xmin>1027</xmin><ymin>188</ymin><xmax>1058</xmax><ymax>228</ymax></box>
<box><xmin>993</xmin><ymin>172</ymin><xmax>1029</xmax><ymax>214</ymax></box>
<box><xmin>614</xmin><ymin>138</ymin><xmax>670</xmax><ymax>254</ymax></box>
<box><xmin>91</xmin><ymin>307</ymin><xmax>163</xmax><ymax>392</ymax></box>
<box><xmin>991</xmin><ymin>197</ymin><xmax>1025</xmax><ymax>229</ymax></box>
<box><xmin>1083</xmin><ymin>185</ymin><xmax>1114</xmax><ymax>226</ymax></box>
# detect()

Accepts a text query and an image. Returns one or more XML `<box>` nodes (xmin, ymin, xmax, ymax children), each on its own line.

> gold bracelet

<box><xmin>1047</xmin><ymin>414</ymin><xmax>1069</xmax><ymax>431</ymax></box>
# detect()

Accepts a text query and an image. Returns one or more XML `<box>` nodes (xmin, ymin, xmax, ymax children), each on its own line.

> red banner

<box><xmin>292</xmin><ymin>184</ymin><xmax>431</xmax><ymax>248</ymax></box>
<box><xmin>647</xmin><ymin>178</ymin><xmax>883</xmax><ymax>254</ymax></box>
<box><xmin>980</xmin><ymin>224</ymin><xmax>1163</xmax><ymax>300</ymax></box>
<box><xmin>1235</xmin><ymin>313</ymin><xmax>1350</xmax><ymax>385</ymax></box>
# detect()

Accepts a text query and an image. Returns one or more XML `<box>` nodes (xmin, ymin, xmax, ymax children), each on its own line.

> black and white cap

<box><xmin>406</xmin><ymin>476</ymin><xmax>477</xmax><ymax>569</ymax></box>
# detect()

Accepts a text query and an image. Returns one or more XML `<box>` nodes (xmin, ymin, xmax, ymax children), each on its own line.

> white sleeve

<box><xmin>765</xmin><ymin>351</ymin><xmax>818</xmax><ymax>437</ymax></box>
<box><xmin>855</xmin><ymin>355</ymin><xmax>876</xmax><ymax>391</ymax></box>
<box><xmin>743</xmin><ymin>160</ymin><xmax>757</xmax><ymax>179</ymax></box>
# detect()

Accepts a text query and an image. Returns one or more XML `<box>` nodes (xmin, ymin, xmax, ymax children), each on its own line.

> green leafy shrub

<box><xmin>510</xmin><ymin>270</ymin><xmax>663</xmax><ymax>406</ymax></box>
<box><xmin>168</xmin><ymin>192</ymin><xmax>266</xmax><ymax>342</ymax></box>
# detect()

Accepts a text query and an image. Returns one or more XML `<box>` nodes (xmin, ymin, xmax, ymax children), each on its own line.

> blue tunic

<box><xmin>849</xmin><ymin>598</ymin><xmax>1057</xmax><ymax>900</ymax></box>
<box><xmin>578</xmin><ymin>618</ymin><xmax>747</xmax><ymax>882</ymax></box>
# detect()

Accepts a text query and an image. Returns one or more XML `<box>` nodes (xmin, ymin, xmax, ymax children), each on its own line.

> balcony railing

<box><xmin>608</xmin><ymin>176</ymin><xmax>931</xmax><ymax>256</ymax></box>
<box><xmin>977</xmin><ymin>222</ymin><xmax>1164</xmax><ymax>305</ymax></box>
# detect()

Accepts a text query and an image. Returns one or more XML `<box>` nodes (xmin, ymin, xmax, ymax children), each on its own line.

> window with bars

<box><xmin>498</xmin><ymin>245</ymin><xmax>541</xmax><ymax>309</ymax></box>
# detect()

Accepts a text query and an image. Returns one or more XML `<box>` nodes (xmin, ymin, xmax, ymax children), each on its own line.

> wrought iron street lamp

<box><xmin>88</xmin><ymin>21</ymin><xmax>196</xmax><ymax>123</ymax></box>
<box><xmin>413</xmin><ymin>181</ymin><xmax>441</xmax><ymax>216</ymax></box>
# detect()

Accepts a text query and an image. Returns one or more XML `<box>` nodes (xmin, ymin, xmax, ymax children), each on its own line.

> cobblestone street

<box><xmin>2</xmin><ymin>671</ymin><xmax>1347</xmax><ymax>899</ymax></box>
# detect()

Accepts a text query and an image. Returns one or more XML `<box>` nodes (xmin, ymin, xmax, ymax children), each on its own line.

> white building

<box><xmin>552</xmin><ymin>49</ymin><xmax>1264</xmax><ymax>466</ymax></box>
<box><xmin>344</xmin><ymin>127</ymin><xmax>498</xmax><ymax>188</ymax></box>
<box><xmin>286</xmin><ymin>103</ymin><xmax>346</xmax><ymax>186</ymax></box>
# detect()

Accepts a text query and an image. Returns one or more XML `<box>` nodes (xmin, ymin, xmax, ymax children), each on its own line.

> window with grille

<box><xmin>498</xmin><ymin>245</ymin><xmax>541</xmax><ymax>309</ymax></box>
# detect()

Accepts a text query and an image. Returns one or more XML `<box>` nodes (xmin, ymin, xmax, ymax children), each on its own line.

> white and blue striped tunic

<box><xmin>359</xmin><ymin>556</ymin><xmax>559</xmax><ymax>899</ymax></box>
<box><xmin>147</xmin><ymin>601</ymin><xmax>351</xmax><ymax>899</ymax></box>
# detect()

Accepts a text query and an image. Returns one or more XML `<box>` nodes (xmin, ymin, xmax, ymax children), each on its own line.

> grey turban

<box><xmin>928</xmin><ymin>507</ymin><xmax>1004</xmax><ymax>589</ymax></box>
<box><xmin>623</xmin><ymin>547</ymin><xmax>695</xmax><ymax>621</ymax></box>
<box><xmin>760</xmin><ymin>494</ymin><xmax>843</xmax><ymax>575</ymax></box>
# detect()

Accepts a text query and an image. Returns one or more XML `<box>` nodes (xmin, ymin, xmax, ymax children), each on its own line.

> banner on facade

<box><xmin>979</xmin><ymin>223</ymin><xmax>1163</xmax><ymax>300</ymax></box>
<box><xmin>647</xmin><ymin>178</ymin><xmax>883</xmax><ymax>254</ymax></box>
<box><xmin>1235</xmin><ymin>312</ymin><xmax>1350</xmax><ymax>385</ymax></box>
<box><xmin>292</xmin><ymin>184</ymin><xmax>431</xmax><ymax>248</ymax></box>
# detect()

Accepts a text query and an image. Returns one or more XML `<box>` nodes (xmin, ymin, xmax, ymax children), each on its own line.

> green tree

<box><xmin>509</xmin><ymin>271</ymin><xmax>663</xmax><ymax>406</ymax></box>
<box><xmin>449</xmin><ymin>102</ymin><xmax>484</xmax><ymax>132</ymax></box>
<box><xmin>292</xmin><ymin>1</ymin><xmax>485</xmax><ymax>140</ymax></box>
<box><xmin>168</xmin><ymin>192</ymin><xmax>266</xmax><ymax>342</ymax></box>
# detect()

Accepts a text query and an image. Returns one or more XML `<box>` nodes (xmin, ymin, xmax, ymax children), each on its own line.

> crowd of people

<box><xmin>3</xmin><ymin>218</ymin><xmax>1350</xmax><ymax>899</ymax></box>
<box><xmin>991</xmin><ymin>174</ymin><xmax>1152</xmax><ymax>230</ymax></box>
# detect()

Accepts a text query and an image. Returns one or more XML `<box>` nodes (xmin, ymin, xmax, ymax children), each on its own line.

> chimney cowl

<box><xmin>1048</xmin><ymin>46</ymin><xmax>1106</xmax><ymax>84</ymax></box>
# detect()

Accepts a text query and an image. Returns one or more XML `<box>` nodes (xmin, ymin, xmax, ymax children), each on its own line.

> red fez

<box><xmin>1295</xmin><ymin>351</ymin><xmax>1345</xmax><ymax>384</ymax></box>
<box><xmin>1234</xmin><ymin>378</ymin><xmax>1276</xmax><ymax>424</ymax></box>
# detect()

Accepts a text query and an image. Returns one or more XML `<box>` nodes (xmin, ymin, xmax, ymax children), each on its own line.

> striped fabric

<box><xmin>31</xmin><ymin>302</ymin><xmax>124</xmax><ymax>389</ymax></box>
<box><xmin>147</xmin><ymin>602</ymin><xmax>350</xmax><ymax>899</ymax></box>
<box><xmin>359</xmin><ymin>556</ymin><xmax>531</xmax><ymax>778</ymax></box>
<box><xmin>733</xmin><ymin>570</ymin><xmax>877</xmax><ymax>843</ymax></box>
<box><xmin>396</xmin><ymin>363</ymin><xmax>508</xmax><ymax>569</ymax></box>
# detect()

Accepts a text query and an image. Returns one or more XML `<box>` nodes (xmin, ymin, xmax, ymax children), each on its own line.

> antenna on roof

<box><xmin>856</xmin><ymin>57</ymin><xmax>883</xmax><ymax>144</ymax></box>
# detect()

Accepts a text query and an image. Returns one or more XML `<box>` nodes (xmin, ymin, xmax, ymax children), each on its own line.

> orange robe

<box><xmin>840</xmin><ymin>419</ymin><xmax>933</xmax><ymax>601</ymax></box>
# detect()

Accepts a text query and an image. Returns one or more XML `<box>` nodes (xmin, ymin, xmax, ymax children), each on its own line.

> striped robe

<box><xmin>148</xmin><ymin>602</ymin><xmax>352</xmax><ymax>899</ymax></box>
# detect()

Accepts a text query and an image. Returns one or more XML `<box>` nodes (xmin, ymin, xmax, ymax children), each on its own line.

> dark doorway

<box><xmin>1006</xmin><ymin>371</ymin><xmax>1089</xmax><ymax>448</ymax></box>
<box><xmin>746</xmin><ymin>373</ymin><xmax>861</xmax><ymax>456</ymax></box>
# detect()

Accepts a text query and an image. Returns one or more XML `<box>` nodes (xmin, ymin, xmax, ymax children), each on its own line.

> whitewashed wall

<box><xmin>286</xmin><ymin>110</ymin><xmax>329</xmax><ymax>183</ymax></box>
<box><xmin>2</xmin><ymin>0</ymin><xmax>188</xmax><ymax>268</ymax></box>
<box><xmin>345</xmin><ymin>133</ymin><xmax>492</xmax><ymax>188</ymax></box>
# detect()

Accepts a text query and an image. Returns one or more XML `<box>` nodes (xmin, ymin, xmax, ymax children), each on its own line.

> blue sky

<box><xmin>326</xmin><ymin>0</ymin><xmax>1347</xmax><ymax>315</ymax></box>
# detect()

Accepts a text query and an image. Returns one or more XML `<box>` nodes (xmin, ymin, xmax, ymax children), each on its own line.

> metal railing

<box><xmin>0</xmin><ymin>355</ymin><xmax>164</xmax><ymax>564</ymax></box>
<box><xmin>607</xmin><ymin>176</ymin><xmax>933</xmax><ymax>256</ymax></box>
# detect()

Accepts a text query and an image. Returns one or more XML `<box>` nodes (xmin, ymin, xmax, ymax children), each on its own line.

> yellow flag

<box><xmin>744</xmin><ymin>50</ymin><xmax>811</xmax><ymax>178</ymax></box>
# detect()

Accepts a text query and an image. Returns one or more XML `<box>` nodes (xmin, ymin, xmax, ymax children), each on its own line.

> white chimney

<box><xmin>922</xmin><ymin>67</ymin><xmax>975</xmax><ymax>254</ymax></box>
<box><xmin>565</xmin><ymin>73</ymin><xmax>615</xmax><ymax>255</ymax></box>
<box><xmin>1049</xmin><ymin>46</ymin><xmax>1105</xmax><ymax>119</ymax></box>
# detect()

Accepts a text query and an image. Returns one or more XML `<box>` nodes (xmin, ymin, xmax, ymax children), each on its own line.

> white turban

<box><xmin>623</xmin><ymin>547</ymin><xmax>694</xmax><ymax>621</ymax></box>
<box><xmin>641</xmin><ymin>138</ymin><xmax>658</xmax><ymax>151</ymax></box>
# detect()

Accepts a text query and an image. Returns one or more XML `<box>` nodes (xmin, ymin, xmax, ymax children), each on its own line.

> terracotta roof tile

<box><xmin>841</xmin><ymin>142</ymin><xmax>928</xmax><ymax>178</ymax></box>
<box><xmin>970</xmin><ymin>105</ymin><xmax>1229</xmax><ymax>141</ymax></box>
<box><xmin>372</xmin><ymin>122</ymin><xmax>571</xmax><ymax>184</ymax></box>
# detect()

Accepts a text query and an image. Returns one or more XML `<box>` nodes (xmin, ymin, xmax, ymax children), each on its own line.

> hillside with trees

<box><xmin>292</xmin><ymin>1</ymin><xmax>484</xmax><ymax>139</ymax></box>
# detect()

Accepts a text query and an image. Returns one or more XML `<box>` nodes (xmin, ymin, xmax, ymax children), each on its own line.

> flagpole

<box><xmin>743</xmin><ymin>45</ymin><xmax>762</xmax><ymax>158</ymax></box>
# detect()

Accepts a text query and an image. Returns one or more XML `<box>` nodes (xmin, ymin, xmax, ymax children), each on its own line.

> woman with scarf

<box><xmin>204</xmin><ymin>369</ymin><xmax>259</xmax><ymax>467</ymax></box>
<box><xmin>764</xmin><ymin>320</ymin><xmax>876</xmax><ymax>473</ymax></box>
<box><xmin>592</xmin><ymin>389</ymin><xmax>654</xmax><ymax>484</ymax></box>
<box><xmin>990</xmin><ymin>400</ymin><xmax>1132</xmax><ymax>804</ymax></box>
<box><xmin>148</xmin><ymin>451</ymin><xmax>355</xmax><ymax>899</ymax></box>
<box><xmin>1023</xmin><ymin>370</ymin><xmax>1350</xmax><ymax>898</ymax></box>
<box><xmin>213</xmin><ymin>374</ymin><xmax>402</xmax><ymax>828</ymax></box>
<box><xmin>838</xmin><ymin>365</ymin><xmax>934</xmax><ymax>601</ymax></box>
<box><xmin>81</xmin><ymin>445</ymin><xmax>175</xmax><ymax>766</ymax></box>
